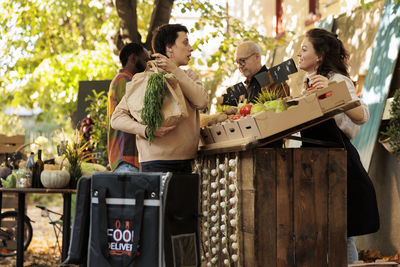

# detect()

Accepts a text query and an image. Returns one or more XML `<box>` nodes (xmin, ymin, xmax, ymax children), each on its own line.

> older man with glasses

<box><xmin>234</xmin><ymin>41</ymin><xmax>269</xmax><ymax>103</ymax></box>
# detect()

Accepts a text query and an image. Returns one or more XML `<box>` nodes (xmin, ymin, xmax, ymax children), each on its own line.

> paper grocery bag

<box><xmin>125</xmin><ymin>60</ymin><xmax>188</xmax><ymax>127</ymax></box>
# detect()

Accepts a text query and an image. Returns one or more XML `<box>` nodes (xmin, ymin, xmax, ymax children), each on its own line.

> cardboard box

<box><xmin>200</xmin><ymin>127</ymin><xmax>215</xmax><ymax>145</ymax></box>
<box><xmin>252</xmin><ymin>94</ymin><xmax>324</xmax><ymax>139</ymax></box>
<box><xmin>222</xmin><ymin>120</ymin><xmax>243</xmax><ymax>140</ymax></box>
<box><xmin>237</xmin><ymin>115</ymin><xmax>262</xmax><ymax>139</ymax></box>
<box><xmin>316</xmin><ymin>80</ymin><xmax>352</xmax><ymax>113</ymax></box>
<box><xmin>210</xmin><ymin>123</ymin><xmax>229</xmax><ymax>143</ymax></box>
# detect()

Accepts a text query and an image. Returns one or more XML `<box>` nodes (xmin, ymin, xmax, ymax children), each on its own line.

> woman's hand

<box><xmin>152</xmin><ymin>53</ymin><xmax>178</xmax><ymax>72</ymax></box>
<box><xmin>152</xmin><ymin>125</ymin><xmax>176</xmax><ymax>137</ymax></box>
<box><xmin>310</xmin><ymin>75</ymin><xmax>329</xmax><ymax>89</ymax></box>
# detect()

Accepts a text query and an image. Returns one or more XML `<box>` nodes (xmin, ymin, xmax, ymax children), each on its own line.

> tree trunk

<box><xmin>144</xmin><ymin>0</ymin><xmax>175</xmax><ymax>49</ymax></box>
<box><xmin>113</xmin><ymin>0</ymin><xmax>174</xmax><ymax>53</ymax></box>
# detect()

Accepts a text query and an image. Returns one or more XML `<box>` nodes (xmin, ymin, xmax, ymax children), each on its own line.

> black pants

<box><xmin>140</xmin><ymin>159</ymin><xmax>192</xmax><ymax>173</ymax></box>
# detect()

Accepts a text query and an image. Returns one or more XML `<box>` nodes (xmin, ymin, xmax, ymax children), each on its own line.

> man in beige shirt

<box><xmin>111</xmin><ymin>24</ymin><xmax>209</xmax><ymax>173</ymax></box>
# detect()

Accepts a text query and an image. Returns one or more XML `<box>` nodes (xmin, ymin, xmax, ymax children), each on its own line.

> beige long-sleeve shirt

<box><xmin>111</xmin><ymin>67</ymin><xmax>209</xmax><ymax>163</ymax></box>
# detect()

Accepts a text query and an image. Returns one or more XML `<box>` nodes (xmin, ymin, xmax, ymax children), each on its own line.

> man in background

<box><xmin>107</xmin><ymin>43</ymin><xmax>149</xmax><ymax>172</ymax></box>
<box><xmin>234</xmin><ymin>41</ymin><xmax>289</xmax><ymax>103</ymax></box>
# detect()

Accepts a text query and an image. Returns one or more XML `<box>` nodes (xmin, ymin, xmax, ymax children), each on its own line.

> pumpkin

<box><xmin>40</xmin><ymin>170</ymin><xmax>70</xmax><ymax>189</ymax></box>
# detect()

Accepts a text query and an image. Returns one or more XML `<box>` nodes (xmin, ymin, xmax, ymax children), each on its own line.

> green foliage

<box><xmin>0</xmin><ymin>0</ymin><xmax>120</xmax><ymax>129</ymax></box>
<box><xmin>141</xmin><ymin>73</ymin><xmax>166</xmax><ymax>143</ymax></box>
<box><xmin>384</xmin><ymin>88</ymin><xmax>400</xmax><ymax>158</ymax></box>
<box><xmin>177</xmin><ymin>0</ymin><xmax>290</xmax><ymax>98</ymax></box>
<box><xmin>85</xmin><ymin>90</ymin><xmax>108</xmax><ymax>166</ymax></box>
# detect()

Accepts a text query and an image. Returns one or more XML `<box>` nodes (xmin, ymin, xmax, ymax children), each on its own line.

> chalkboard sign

<box><xmin>73</xmin><ymin>80</ymin><xmax>111</xmax><ymax>127</ymax></box>
<box><xmin>351</xmin><ymin>0</ymin><xmax>400</xmax><ymax>170</ymax></box>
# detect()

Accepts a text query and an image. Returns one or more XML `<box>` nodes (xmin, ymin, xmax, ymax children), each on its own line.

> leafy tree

<box><xmin>0</xmin><ymin>0</ymin><xmax>120</xmax><ymax>128</ymax></box>
<box><xmin>178</xmin><ymin>0</ymin><xmax>290</xmax><ymax>99</ymax></box>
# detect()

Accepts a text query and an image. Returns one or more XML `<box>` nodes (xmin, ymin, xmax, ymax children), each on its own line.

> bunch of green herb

<box><xmin>141</xmin><ymin>73</ymin><xmax>166</xmax><ymax>143</ymax></box>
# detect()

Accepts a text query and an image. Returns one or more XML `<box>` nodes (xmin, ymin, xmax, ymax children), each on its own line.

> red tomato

<box><xmin>231</xmin><ymin>114</ymin><xmax>242</xmax><ymax>120</ymax></box>
<box><xmin>239</xmin><ymin>104</ymin><xmax>252</xmax><ymax>116</ymax></box>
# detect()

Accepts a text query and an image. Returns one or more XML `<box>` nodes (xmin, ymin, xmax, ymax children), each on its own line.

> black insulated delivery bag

<box><xmin>88</xmin><ymin>172</ymin><xmax>200</xmax><ymax>267</ymax></box>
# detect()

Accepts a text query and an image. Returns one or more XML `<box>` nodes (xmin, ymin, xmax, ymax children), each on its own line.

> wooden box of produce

<box><xmin>195</xmin><ymin>148</ymin><xmax>347</xmax><ymax>267</ymax></box>
<box><xmin>0</xmin><ymin>134</ymin><xmax>25</xmax><ymax>155</ymax></box>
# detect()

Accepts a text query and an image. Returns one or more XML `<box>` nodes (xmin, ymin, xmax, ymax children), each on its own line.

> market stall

<box><xmin>195</xmin><ymin>81</ymin><xmax>358</xmax><ymax>266</ymax></box>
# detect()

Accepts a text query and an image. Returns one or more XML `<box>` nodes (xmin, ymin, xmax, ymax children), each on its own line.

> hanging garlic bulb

<box><xmin>231</xmin><ymin>254</ymin><xmax>238</xmax><ymax>262</ymax></box>
<box><xmin>220</xmin><ymin>224</ymin><xmax>226</xmax><ymax>231</ymax></box>
<box><xmin>232</xmin><ymin>242</ymin><xmax>239</xmax><ymax>250</ymax></box>
<box><xmin>204</xmin><ymin>221</ymin><xmax>209</xmax><ymax>227</ymax></box>
<box><xmin>221</xmin><ymin>236</ymin><xmax>227</xmax><ymax>244</ymax></box>
<box><xmin>211</xmin><ymin>215</ymin><xmax>217</xmax><ymax>222</ymax></box>
<box><xmin>220</xmin><ymin>201</ymin><xmax>226</xmax><ymax>208</ymax></box>
<box><xmin>212</xmin><ymin>247</ymin><xmax>219</xmax><ymax>254</ymax></box>
<box><xmin>228</xmin><ymin>171</ymin><xmax>235</xmax><ymax>178</ymax></box>
<box><xmin>211</xmin><ymin>192</ymin><xmax>218</xmax><ymax>199</ymax></box>
<box><xmin>221</xmin><ymin>214</ymin><xmax>227</xmax><ymax>221</ymax></box>
<box><xmin>228</xmin><ymin>159</ymin><xmax>236</xmax><ymax>167</ymax></box>
<box><xmin>230</xmin><ymin>219</ymin><xmax>237</xmax><ymax>227</ymax></box>
<box><xmin>203</xmin><ymin>231</ymin><xmax>208</xmax><ymax>237</ymax></box>
<box><xmin>211</xmin><ymin>169</ymin><xmax>218</xmax><ymax>176</ymax></box>
<box><xmin>211</xmin><ymin>204</ymin><xmax>217</xmax><ymax>211</ymax></box>
<box><xmin>203</xmin><ymin>211</ymin><xmax>208</xmax><ymax>217</ymax></box>
<box><xmin>211</xmin><ymin>236</ymin><xmax>218</xmax><ymax>243</ymax></box>
<box><xmin>202</xmin><ymin>179</ymin><xmax>209</xmax><ymax>185</ymax></box>
<box><xmin>219</xmin><ymin>163</ymin><xmax>226</xmax><ymax>171</ymax></box>
<box><xmin>222</xmin><ymin>247</ymin><xmax>228</xmax><ymax>254</ymax></box>
<box><xmin>211</xmin><ymin>226</ymin><xmax>218</xmax><ymax>233</ymax></box>
<box><xmin>211</xmin><ymin>257</ymin><xmax>217</xmax><ymax>263</ymax></box>
<box><xmin>229</xmin><ymin>197</ymin><xmax>237</xmax><ymax>205</ymax></box>
<box><xmin>224</xmin><ymin>259</ymin><xmax>230</xmax><ymax>265</ymax></box>
<box><xmin>207</xmin><ymin>262</ymin><xmax>212</xmax><ymax>267</ymax></box>
<box><xmin>206</xmin><ymin>252</ymin><xmax>210</xmax><ymax>258</ymax></box>
<box><xmin>219</xmin><ymin>178</ymin><xmax>226</xmax><ymax>184</ymax></box>
<box><xmin>211</xmin><ymin>182</ymin><xmax>217</xmax><ymax>189</ymax></box>
<box><xmin>205</xmin><ymin>240</ymin><xmax>209</xmax><ymax>246</ymax></box>
<box><xmin>203</xmin><ymin>191</ymin><xmax>208</xmax><ymax>197</ymax></box>
<box><xmin>229</xmin><ymin>184</ymin><xmax>236</xmax><ymax>192</ymax></box>
<box><xmin>230</xmin><ymin>234</ymin><xmax>237</xmax><ymax>241</ymax></box>
<box><xmin>203</xmin><ymin>200</ymin><xmax>208</xmax><ymax>206</ymax></box>
<box><xmin>220</xmin><ymin>189</ymin><xmax>226</xmax><ymax>197</ymax></box>
<box><xmin>229</xmin><ymin>208</ymin><xmax>237</xmax><ymax>215</ymax></box>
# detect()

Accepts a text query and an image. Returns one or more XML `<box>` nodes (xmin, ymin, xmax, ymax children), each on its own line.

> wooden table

<box><xmin>0</xmin><ymin>188</ymin><xmax>76</xmax><ymax>267</ymax></box>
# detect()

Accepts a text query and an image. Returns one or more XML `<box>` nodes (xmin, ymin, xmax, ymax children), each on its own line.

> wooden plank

<box><xmin>327</xmin><ymin>149</ymin><xmax>347</xmax><ymax>267</ymax></box>
<box><xmin>293</xmin><ymin>149</ymin><xmax>328</xmax><ymax>267</ymax></box>
<box><xmin>276</xmin><ymin>149</ymin><xmax>295</xmax><ymax>267</ymax></box>
<box><xmin>255</xmin><ymin>148</ymin><xmax>277</xmax><ymax>267</ymax></box>
<box><xmin>0</xmin><ymin>143</ymin><xmax>24</xmax><ymax>154</ymax></box>
<box><xmin>351</xmin><ymin>0</ymin><xmax>400</xmax><ymax>170</ymax></box>
<box><xmin>0</xmin><ymin>134</ymin><xmax>25</xmax><ymax>144</ymax></box>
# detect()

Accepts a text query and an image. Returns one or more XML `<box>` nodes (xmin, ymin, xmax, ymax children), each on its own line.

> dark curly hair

<box><xmin>152</xmin><ymin>24</ymin><xmax>188</xmax><ymax>57</ymax></box>
<box><xmin>306</xmin><ymin>28</ymin><xmax>349</xmax><ymax>78</ymax></box>
<box><xmin>119</xmin><ymin>43</ymin><xmax>145</xmax><ymax>67</ymax></box>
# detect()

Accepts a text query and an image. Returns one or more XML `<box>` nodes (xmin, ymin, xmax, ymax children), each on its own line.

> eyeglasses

<box><xmin>235</xmin><ymin>53</ymin><xmax>256</xmax><ymax>66</ymax></box>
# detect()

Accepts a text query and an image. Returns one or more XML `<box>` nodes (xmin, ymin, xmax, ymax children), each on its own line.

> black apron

<box><xmin>301</xmin><ymin>119</ymin><xmax>380</xmax><ymax>237</ymax></box>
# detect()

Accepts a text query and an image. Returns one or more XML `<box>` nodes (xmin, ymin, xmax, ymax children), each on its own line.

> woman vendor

<box><xmin>296</xmin><ymin>28</ymin><xmax>380</xmax><ymax>264</ymax></box>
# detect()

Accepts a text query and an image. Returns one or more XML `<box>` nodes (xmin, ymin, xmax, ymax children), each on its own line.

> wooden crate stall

<box><xmin>0</xmin><ymin>134</ymin><xmax>25</xmax><ymax>157</ymax></box>
<box><xmin>195</xmin><ymin>148</ymin><xmax>347</xmax><ymax>267</ymax></box>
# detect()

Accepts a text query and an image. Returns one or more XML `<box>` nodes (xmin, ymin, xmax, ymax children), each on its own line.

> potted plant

<box><xmin>380</xmin><ymin>88</ymin><xmax>400</xmax><ymax>157</ymax></box>
<box><xmin>62</xmin><ymin>130</ymin><xmax>93</xmax><ymax>188</ymax></box>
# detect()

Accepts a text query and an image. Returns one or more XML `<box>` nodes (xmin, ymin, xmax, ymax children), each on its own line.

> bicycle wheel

<box><xmin>0</xmin><ymin>211</ymin><xmax>33</xmax><ymax>257</ymax></box>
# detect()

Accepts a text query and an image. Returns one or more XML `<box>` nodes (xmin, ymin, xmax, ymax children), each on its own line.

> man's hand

<box><xmin>152</xmin><ymin>125</ymin><xmax>176</xmax><ymax>137</ymax></box>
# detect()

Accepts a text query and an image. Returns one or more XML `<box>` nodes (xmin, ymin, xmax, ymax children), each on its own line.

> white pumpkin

<box><xmin>40</xmin><ymin>170</ymin><xmax>70</xmax><ymax>189</ymax></box>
